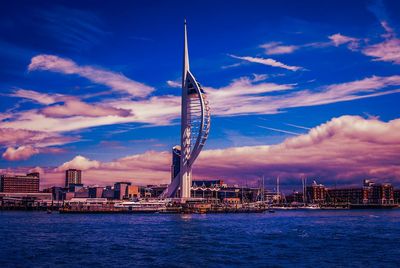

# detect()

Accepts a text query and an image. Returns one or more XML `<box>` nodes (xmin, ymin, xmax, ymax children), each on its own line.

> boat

<box><xmin>114</xmin><ymin>200</ymin><xmax>167</xmax><ymax>213</ymax></box>
<box><xmin>298</xmin><ymin>204</ymin><xmax>320</xmax><ymax>210</ymax></box>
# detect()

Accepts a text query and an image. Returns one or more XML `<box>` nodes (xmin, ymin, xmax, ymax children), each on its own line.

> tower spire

<box><xmin>182</xmin><ymin>19</ymin><xmax>189</xmax><ymax>86</ymax></box>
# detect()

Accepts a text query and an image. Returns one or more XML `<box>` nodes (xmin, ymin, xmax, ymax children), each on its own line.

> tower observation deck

<box><xmin>161</xmin><ymin>20</ymin><xmax>211</xmax><ymax>199</ymax></box>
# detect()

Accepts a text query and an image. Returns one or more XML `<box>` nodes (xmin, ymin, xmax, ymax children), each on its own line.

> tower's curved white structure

<box><xmin>162</xmin><ymin>20</ymin><xmax>211</xmax><ymax>199</ymax></box>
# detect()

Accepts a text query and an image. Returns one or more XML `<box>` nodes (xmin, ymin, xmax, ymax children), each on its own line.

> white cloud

<box><xmin>28</xmin><ymin>54</ymin><xmax>155</xmax><ymax>97</ymax></box>
<box><xmin>41</xmin><ymin>98</ymin><xmax>132</xmax><ymax>118</ymax></box>
<box><xmin>166</xmin><ymin>80</ymin><xmax>181</xmax><ymax>88</ymax></box>
<box><xmin>56</xmin><ymin>155</ymin><xmax>100</xmax><ymax>171</ymax></box>
<box><xmin>229</xmin><ymin>54</ymin><xmax>303</xmax><ymax>71</ymax></box>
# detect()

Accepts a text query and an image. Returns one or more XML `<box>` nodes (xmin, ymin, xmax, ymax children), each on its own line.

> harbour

<box><xmin>1</xmin><ymin>209</ymin><xmax>400</xmax><ymax>267</ymax></box>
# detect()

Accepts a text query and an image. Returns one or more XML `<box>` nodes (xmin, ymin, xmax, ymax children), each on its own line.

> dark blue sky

<box><xmin>0</xmin><ymin>0</ymin><xmax>399</xmax><ymax>188</ymax></box>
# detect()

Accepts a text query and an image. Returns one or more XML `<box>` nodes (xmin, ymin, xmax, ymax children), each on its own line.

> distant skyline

<box><xmin>0</xmin><ymin>0</ymin><xmax>400</xmax><ymax>190</ymax></box>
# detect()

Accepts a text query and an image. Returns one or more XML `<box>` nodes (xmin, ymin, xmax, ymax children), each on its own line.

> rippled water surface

<box><xmin>1</xmin><ymin>210</ymin><xmax>400</xmax><ymax>267</ymax></box>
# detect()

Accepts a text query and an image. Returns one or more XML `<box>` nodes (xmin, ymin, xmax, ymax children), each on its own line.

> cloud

<box><xmin>0</xmin><ymin>128</ymin><xmax>76</xmax><ymax>148</ymax></box>
<box><xmin>362</xmin><ymin>38</ymin><xmax>400</xmax><ymax>64</ymax></box>
<box><xmin>205</xmin><ymin>74</ymin><xmax>400</xmax><ymax>117</ymax></box>
<box><xmin>229</xmin><ymin>54</ymin><xmax>303</xmax><ymax>71</ymax></box>
<box><xmin>3</xmin><ymin>73</ymin><xmax>400</xmax><ymax>136</ymax></box>
<box><xmin>2</xmin><ymin>146</ymin><xmax>40</xmax><ymax>161</ymax></box>
<box><xmin>166</xmin><ymin>80</ymin><xmax>181</xmax><ymax>88</ymax></box>
<box><xmin>10</xmin><ymin>89</ymin><xmax>58</xmax><ymax>105</ymax></box>
<box><xmin>334</xmin><ymin>1</ymin><xmax>400</xmax><ymax>64</ymax></box>
<box><xmin>260</xmin><ymin>42</ymin><xmax>299</xmax><ymax>55</ymax></box>
<box><xmin>36</xmin><ymin>6</ymin><xmax>108</xmax><ymax>51</ymax></box>
<box><xmin>28</xmin><ymin>54</ymin><xmax>154</xmax><ymax>97</ymax></box>
<box><xmin>328</xmin><ymin>33</ymin><xmax>360</xmax><ymax>50</ymax></box>
<box><xmin>41</xmin><ymin>98</ymin><xmax>132</xmax><ymax>118</ymax></box>
<box><xmin>56</xmin><ymin>155</ymin><xmax>100</xmax><ymax>171</ymax></box>
<box><xmin>27</xmin><ymin>115</ymin><xmax>400</xmax><ymax>188</ymax></box>
<box><xmin>324</xmin><ymin>75</ymin><xmax>400</xmax><ymax>93</ymax></box>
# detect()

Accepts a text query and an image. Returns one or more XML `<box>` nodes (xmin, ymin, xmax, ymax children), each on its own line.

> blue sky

<box><xmin>1</xmin><ymin>0</ymin><xmax>400</xmax><ymax>188</ymax></box>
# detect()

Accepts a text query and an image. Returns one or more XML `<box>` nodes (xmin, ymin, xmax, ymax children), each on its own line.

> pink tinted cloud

<box><xmin>11</xmin><ymin>89</ymin><xmax>58</xmax><ymax>105</ymax></box>
<box><xmin>28</xmin><ymin>54</ymin><xmax>154</xmax><ymax>97</ymax></box>
<box><xmin>2</xmin><ymin>146</ymin><xmax>40</xmax><ymax>161</ymax></box>
<box><xmin>2</xmin><ymin>146</ymin><xmax>65</xmax><ymax>161</ymax></box>
<box><xmin>362</xmin><ymin>38</ymin><xmax>400</xmax><ymax>64</ymax></box>
<box><xmin>41</xmin><ymin>98</ymin><xmax>132</xmax><ymax>118</ymax></box>
<box><xmin>260</xmin><ymin>42</ymin><xmax>299</xmax><ymax>55</ymax></box>
<box><xmin>33</xmin><ymin>115</ymin><xmax>400</xmax><ymax>188</ymax></box>
<box><xmin>328</xmin><ymin>33</ymin><xmax>360</xmax><ymax>50</ymax></box>
<box><xmin>0</xmin><ymin>128</ymin><xmax>76</xmax><ymax>147</ymax></box>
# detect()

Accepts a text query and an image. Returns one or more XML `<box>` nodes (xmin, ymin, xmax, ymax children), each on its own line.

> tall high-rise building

<box><xmin>0</xmin><ymin>173</ymin><xmax>40</xmax><ymax>193</ymax></box>
<box><xmin>65</xmin><ymin>169</ymin><xmax>82</xmax><ymax>187</ymax></box>
<box><xmin>162</xmin><ymin>20</ymin><xmax>211</xmax><ymax>199</ymax></box>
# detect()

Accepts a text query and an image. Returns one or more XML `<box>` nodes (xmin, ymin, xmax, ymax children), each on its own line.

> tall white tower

<box><xmin>162</xmin><ymin>20</ymin><xmax>211</xmax><ymax>199</ymax></box>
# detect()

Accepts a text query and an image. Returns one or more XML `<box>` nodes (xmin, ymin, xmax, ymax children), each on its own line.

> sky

<box><xmin>0</xmin><ymin>0</ymin><xmax>400</xmax><ymax>191</ymax></box>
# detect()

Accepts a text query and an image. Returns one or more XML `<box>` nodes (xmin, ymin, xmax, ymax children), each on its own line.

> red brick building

<box><xmin>0</xmin><ymin>173</ymin><xmax>40</xmax><ymax>193</ymax></box>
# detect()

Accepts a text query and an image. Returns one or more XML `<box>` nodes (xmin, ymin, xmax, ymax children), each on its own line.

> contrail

<box><xmin>256</xmin><ymin>125</ymin><xmax>301</xmax><ymax>136</ymax></box>
<box><xmin>284</xmin><ymin>123</ymin><xmax>311</xmax><ymax>130</ymax></box>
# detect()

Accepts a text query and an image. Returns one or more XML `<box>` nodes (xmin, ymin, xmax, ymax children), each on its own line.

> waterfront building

<box><xmin>89</xmin><ymin>186</ymin><xmax>104</xmax><ymax>198</ymax></box>
<box><xmin>394</xmin><ymin>190</ymin><xmax>400</xmax><ymax>204</ymax></box>
<box><xmin>162</xmin><ymin>20</ymin><xmax>211</xmax><ymax>199</ymax></box>
<box><xmin>68</xmin><ymin>183</ymin><xmax>84</xmax><ymax>192</ymax></box>
<box><xmin>286</xmin><ymin>191</ymin><xmax>304</xmax><ymax>203</ymax></box>
<box><xmin>74</xmin><ymin>187</ymin><xmax>89</xmax><ymax>198</ymax></box>
<box><xmin>65</xmin><ymin>192</ymin><xmax>75</xmax><ymax>200</ymax></box>
<box><xmin>191</xmin><ymin>180</ymin><xmax>222</xmax><ymax>199</ymax></box>
<box><xmin>369</xmin><ymin>182</ymin><xmax>394</xmax><ymax>204</ymax></box>
<box><xmin>0</xmin><ymin>192</ymin><xmax>52</xmax><ymax>208</ymax></box>
<box><xmin>114</xmin><ymin>182</ymin><xmax>131</xmax><ymax>200</ymax></box>
<box><xmin>306</xmin><ymin>180</ymin><xmax>327</xmax><ymax>204</ymax></box>
<box><xmin>326</xmin><ymin>188</ymin><xmax>364</xmax><ymax>205</ymax></box>
<box><xmin>102</xmin><ymin>186</ymin><xmax>114</xmax><ymax>199</ymax></box>
<box><xmin>0</xmin><ymin>173</ymin><xmax>40</xmax><ymax>193</ymax></box>
<box><xmin>144</xmin><ymin>185</ymin><xmax>168</xmax><ymax>198</ymax></box>
<box><xmin>43</xmin><ymin>186</ymin><xmax>66</xmax><ymax>201</ymax></box>
<box><xmin>127</xmin><ymin>185</ymin><xmax>140</xmax><ymax>199</ymax></box>
<box><xmin>65</xmin><ymin>169</ymin><xmax>82</xmax><ymax>187</ymax></box>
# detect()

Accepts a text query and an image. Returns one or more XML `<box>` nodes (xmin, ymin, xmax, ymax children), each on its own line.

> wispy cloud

<box><xmin>28</xmin><ymin>54</ymin><xmax>155</xmax><ymax>97</ymax></box>
<box><xmin>41</xmin><ymin>98</ymin><xmax>132</xmax><ymax>118</ymax></box>
<box><xmin>360</xmin><ymin>2</ymin><xmax>400</xmax><ymax>64</ymax></box>
<box><xmin>10</xmin><ymin>89</ymin><xmax>59</xmax><ymax>105</ymax></box>
<box><xmin>221</xmin><ymin>62</ymin><xmax>243</xmax><ymax>69</ymax></box>
<box><xmin>229</xmin><ymin>54</ymin><xmax>303</xmax><ymax>71</ymax></box>
<box><xmin>328</xmin><ymin>33</ymin><xmax>360</xmax><ymax>50</ymax></box>
<box><xmin>260</xmin><ymin>42</ymin><xmax>299</xmax><ymax>55</ymax></box>
<box><xmin>166</xmin><ymin>80</ymin><xmax>181</xmax><ymax>88</ymax></box>
<box><xmin>36</xmin><ymin>6</ymin><xmax>108</xmax><ymax>51</ymax></box>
